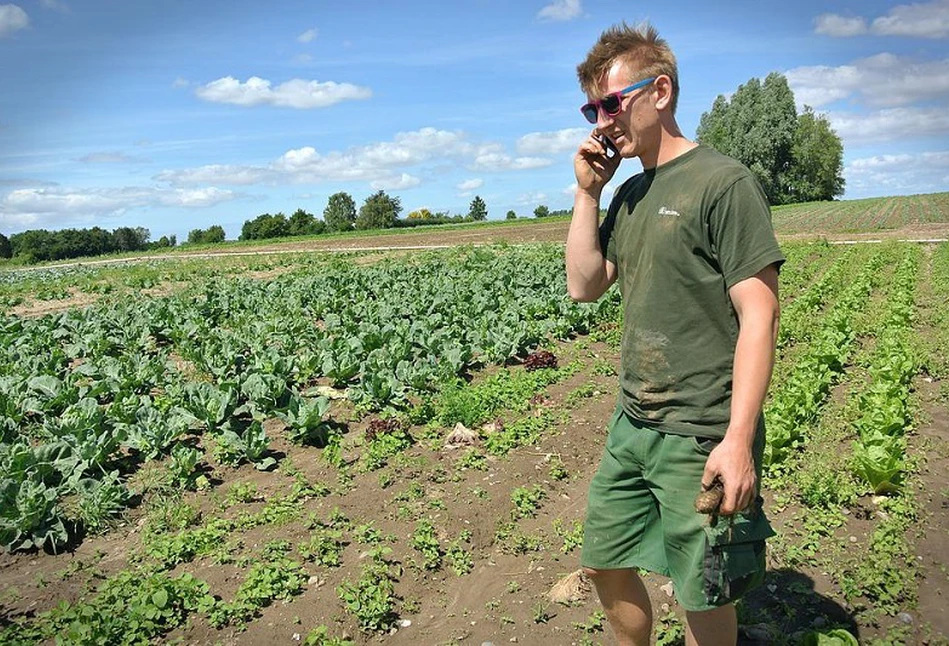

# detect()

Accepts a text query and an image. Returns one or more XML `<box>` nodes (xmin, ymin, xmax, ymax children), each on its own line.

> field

<box><xmin>1</xmin><ymin>194</ymin><xmax>948</xmax><ymax>646</ymax></box>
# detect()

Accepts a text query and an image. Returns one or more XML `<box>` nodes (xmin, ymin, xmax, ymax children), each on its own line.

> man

<box><xmin>566</xmin><ymin>22</ymin><xmax>785</xmax><ymax>646</ymax></box>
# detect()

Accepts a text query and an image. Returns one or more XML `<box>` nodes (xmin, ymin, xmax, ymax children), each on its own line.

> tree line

<box><xmin>238</xmin><ymin>192</ymin><xmax>494</xmax><ymax>241</ymax></box>
<box><xmin>0</xmin><ymin>227</ymin><xmax>175</xmax><ymax>264</ymax></box>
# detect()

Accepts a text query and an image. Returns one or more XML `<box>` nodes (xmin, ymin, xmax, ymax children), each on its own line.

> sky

<box><xmin>1</xmin><ymin>0</ymin><xmax>947</xmax><ymax>242</ymax></box>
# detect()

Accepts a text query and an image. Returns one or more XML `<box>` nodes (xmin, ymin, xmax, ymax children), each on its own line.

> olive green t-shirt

<box><xmin>599</xmin><ymin>145</ymin><xmax>785</xmax><ymax>438</ymax></box>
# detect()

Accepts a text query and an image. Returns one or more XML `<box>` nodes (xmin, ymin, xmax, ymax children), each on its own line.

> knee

<box><xmin>581</xmin><ymin>566</ymin><xmax>624</xmax><ymax>583</ymax></box>
<box><xmin>581</xmin><ymin>566</ymin><xmax>603</xmax><ymax>580</ymax></box>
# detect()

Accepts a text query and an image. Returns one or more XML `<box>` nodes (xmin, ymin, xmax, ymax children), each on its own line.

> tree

<box><xmin>288</xmin><ymin>208</ymin><xmax>321</xmax><ymax>236</ymax></box>
<box><xmin>240</xmin><ymin>213</ymin><xmax>289</xmax><ymax>240</ymax></box>
<box><xmin>324</xmin><ymin>192</ymin><xmax>356</xmax><ymax>232</ymax></box>
<box><xmin>188</xmin><ymin>225</ymin><xmax>226</xmax><ymax>244</ymax></box>
<box><xmin>356</xmin><ymin>190</ymin><xmax>401</xmax><ymax>230</ymax></box>
<box><xmin>468</xmin><ymin>195</ymin><xmax>487</xmax><ymax>221</ymax></box>
<box><xmin>0</xmin><ymin>233</ymin><xmax>10</xmax><ymax>259</ymax></box>
<box><xmin>785</xmin><ymin>106</ymin><xmax>845</xmax><ymax>202</ymax></box>
<box><xmin>696</xmin><ymin>72</ymin><xmax>843</xmax><ymax>205</ymax></box>
<box><xmin>506</xmin><ymin>210</ymin><xmax>517</xmax><ymax>220</ymax></box>
<box><xmin>534</xmin><ymin>205</ymin><xmax>550</xmax><ymax>218</ymax></box>
<box><xmin>112</xmin><ymin>226</ymin><xmax>149</xmax><ymax>252</ymax></box>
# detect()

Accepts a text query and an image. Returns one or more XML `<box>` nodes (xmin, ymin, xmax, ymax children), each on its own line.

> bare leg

<box><xmin>685</xmin><ymin>603</ymin><xmax>737</xmax><ymax>646</ymax></box>
<box><xmin>582</xmin><ymin>567</ymin><xmax>653</xmax><ymax>646</ymax></box>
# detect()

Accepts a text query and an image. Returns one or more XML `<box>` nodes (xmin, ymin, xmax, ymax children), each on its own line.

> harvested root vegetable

<box><xmin>548</xmin><ymin>569</ymin><xmax>590</xmax><ymax>605</ymax></box>
<box><xmin>694</xmin><ymin>479</ymin><xmax>725</xmax><ymax>514</ymax></box>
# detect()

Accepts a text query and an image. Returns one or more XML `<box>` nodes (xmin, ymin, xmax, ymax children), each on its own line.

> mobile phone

<box><xmin>598</xmin><ymin>135</ymin><xmax>618</xmax><ymax>159</ymax></box>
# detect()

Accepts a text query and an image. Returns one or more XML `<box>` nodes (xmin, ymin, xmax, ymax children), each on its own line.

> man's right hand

<box><xmin>574</xmin><ymin>130</ymin><xmax>621</xmax><ymax>196</ymax></box>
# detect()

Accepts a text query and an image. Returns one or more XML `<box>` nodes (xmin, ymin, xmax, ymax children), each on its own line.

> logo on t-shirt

<box><xmin>657</xmin><ymin>206</ymin><xmax>681</xmax><ymax>217</ymax></box>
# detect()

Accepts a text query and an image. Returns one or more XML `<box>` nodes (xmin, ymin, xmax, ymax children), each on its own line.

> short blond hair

<box><xmin>576</xmin><ymin>22</ymin><xmax>679</xmax><ymax>114</ymax></box>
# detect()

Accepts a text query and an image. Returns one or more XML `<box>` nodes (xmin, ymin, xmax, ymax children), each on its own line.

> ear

<box><xmin>653</xmin><ymin>75</ymin><xmax>674</xmax><ymax>111</ymax></box>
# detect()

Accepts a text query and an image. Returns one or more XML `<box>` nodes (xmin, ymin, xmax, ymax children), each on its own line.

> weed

<box><xmin>337</xmin><ymin>547</ymin><xmax>397</xmax><ymax>632</ymax></box>
<box><xmin>553</xmin><ymin>518</ymin><xmax>584</xmax><ymax>553</ymax></box>
<box><xmin>299</xmin><ymin>530</ymin><xmax>346</xmax><ymax>567</ymax></box>
<box><xmin>446</xmin><ymin>530</ymin><xmax>474</xmax><ymax>576</ymax></box>
<box><xmin>547</xmin><ymin>455</ymin><xmax>569</xmax><ymax>481</ymax></box>
<box><xmin>532</xmin><ymin>601</ymin><xmax>553</xmax><ymax>624</ymax></box>
<box><xmin>410</xmin><ymin>519</ymin><xmax>443</xmax><ymax>571</ymax></box>
<box><xmin>654</xmin><ymin>610</ymin><xmax>686</xmax><ymax>645</ymax></box>
<box><xmin>495</xmin><ymin>522</ymin><xmax>547</xmax><ymax>555</ymax></box>
<box><xmin>303</xmin><ymin>625</ymin><xmax>354</xmax><ymax>646</ymax></box>
<box><xmin>573</xmin><ymin>609</ymin><xmax>606</xmax><ymax>634</ymax></box>
<box><xmin>511</xmin><ymin>484</ymin><xmax>546</xmax><ymax>519</ymax></box>
<box><xmin>470</xmin><ymin>487</ymin><xmax>489</xmax><ymax>500</ymax></box>
<box><xmin>457</xmin><ymin>448</ymin><xmax>488</xmax><ymax>471</ymax></box>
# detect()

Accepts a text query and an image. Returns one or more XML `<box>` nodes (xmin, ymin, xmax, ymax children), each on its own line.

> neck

<box><xmin>639</xmin><ymin>119</ymin><xmax>697</xmax><ymax>170</ymax></box>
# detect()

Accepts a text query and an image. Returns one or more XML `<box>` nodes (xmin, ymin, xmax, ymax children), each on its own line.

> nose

<box><xmin>596</xmin><ymin>107</ymin><xmax>614</xmax><ymax>129</ymax></box>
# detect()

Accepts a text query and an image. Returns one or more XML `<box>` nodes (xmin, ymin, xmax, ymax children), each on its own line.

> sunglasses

<box><xmin>580</xmin><ymin>77</ymin><xmax>656</xmax><ymax>124</ymax></box>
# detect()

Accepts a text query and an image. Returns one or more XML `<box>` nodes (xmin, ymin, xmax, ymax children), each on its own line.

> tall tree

<box><xmin>533</xmin><ymin>205</ymin><xmax>550</xmax><ymax>218</ymax></box>
<box><xmin>785</xmin><ymin>106</ymin><xmax>846</xmax><ymax>202</ymax></box>
<box><xmin>0</xmin><ymin>233</ymin><xmax>11</xmax><ymax>259</ymax></box>
<box><xmin>467</xmin><ymin>195</ymin><xmax>487</xmax><ymax>221</ymax></box>
<box><xmin>356</xmin><ymin>191</ymin><xmax>401</xmax><ymax>230</ymax></box>
<box><xmin>288</xmin><ymin>208</ymin><xmax>318</xmax><ymax>236</ymax></box>
<box><xmin>696</xmin><ymin>72</ymin><xmax>842</xmax><ymax>205</ymax></box>
<box><xmin>324</xmin><ymin>192</ymin><xmax>357</xmax><ymax>232</ymax></box>
<box><xmin>697</xmin><ymin>73</ymin><xmax>797</xmax><ymax>204</ymax></box>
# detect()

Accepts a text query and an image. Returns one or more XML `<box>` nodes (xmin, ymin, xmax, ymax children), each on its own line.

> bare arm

<box><xmin>565</xmin><ymin>131</ymin><xmax>619</xmax><ymax>302</ymax></box>
<box><xmin>702</xmin><ymin>263</ymin><xmax>780</xmax><ymax>514</ymax></box>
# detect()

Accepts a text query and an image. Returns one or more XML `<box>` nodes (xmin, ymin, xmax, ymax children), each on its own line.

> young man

<box><xmin>566</xmin><ymin>22</ymin><xmax>785</xmax><ymax>646</ymax></box>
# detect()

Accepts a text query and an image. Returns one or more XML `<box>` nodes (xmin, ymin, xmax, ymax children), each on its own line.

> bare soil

<box><xmin>1</xmin><ymin>227</ymin><xmax>947</xmax><ymax>644</ymax></box>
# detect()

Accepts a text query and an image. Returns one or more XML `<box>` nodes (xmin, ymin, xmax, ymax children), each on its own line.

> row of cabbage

<box><xmin>0</xmin><ymin>245</ymin><xmax>619</xmax><ymax>552</ymax></box>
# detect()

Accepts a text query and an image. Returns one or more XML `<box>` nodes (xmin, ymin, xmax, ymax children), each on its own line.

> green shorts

<box><xmin>580</xmin><ymin>406</ymin><xmax>774</xmax><ymax>611</ymax></box>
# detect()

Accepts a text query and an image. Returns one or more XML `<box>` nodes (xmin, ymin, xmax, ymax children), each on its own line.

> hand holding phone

<box><xmin>575</xmin><ymin>131</ymin><xmax>621</xmax><ymax>194</ymax></box>
<box><xmin>598</xmin><ymin>134</ymin><xmax>618</xmax><ymax>159</ymax></box>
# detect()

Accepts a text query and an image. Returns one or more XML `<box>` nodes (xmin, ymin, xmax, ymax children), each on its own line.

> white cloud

<box><xmin>517</xmin><ymin>191</ymin><xmax>548</xmax><ymax>206</ymax></box>
<box><xmin>195</xmin><ymin>76</ymin><xmax>372</xmax><ymax>109</ymax></box>
<box><xmin>537</xmin><ymin>0</ymin><xmax>582</xmax><ymax>22</ymax></box>
<box><xmin>297</xmin><ymin>28</ymin><xmax>318</xmax><ymax>43</ymax></box>
<box><xmin>457</xmin><ymin>178</ymin><xmax>483</xmax><ymax>191</ymax></box>
<box><xmin>172</xmin><ymin>77</ymin><xmax>189</xmax><ymax>88</ymax></box>
<box><xmin>158</xmin><ymin>127</ymin><xmax>552</xmax><ymax>189</ymax></box>
<box><xmin>872</xmin><ymin>0</ymin><xmax>949</xmax><ymax>38</ymax></box>
<box><xmin>786</xmin><ymin>53</ymin><xmax>949</xmax><ymax>108</ymax></box>
<box><xmin>845</xmin><ymin>151</ymin><xmax>949</xmax><ymax>196</ymax></box>
<box><xmin>159</xmin><ymin>187</ymin><xmax>235</xmax><ymax>207</ymax></box>
<box><xmin>78</xmin><ymin>151</ymin><xmax>145</xmax><ymax>164</ymax></box>
<box><xmin>370</xmin><ymin>173</ymin><xmax>421</xmax><ymax>191</ymax></box>
<box><xmin>39</xmin><ymin>0</ymin><xmax>68</xmax><ymax>10</ymax></box>
<box><xmin>0</xmin><ymin>4</ymin><xmax>29</xmax><ymax>38</ymax></box>
<box><xmin>814</xmin><ymin>14</ymin><xmax>868</xmax><ymax>37</ymax></box>
<box><xmin>517</xmin><ymin>127</ymin><xmax>588</xmax><ymax>155</ymax></box>
<box><xmin>827</xmin><ymin>106</ymin><xmax>949</xmax><ymax>144</ymax></box>
<box><xmin>470</xmin><ymin>144</ymin><xmax>551</xmax><ymax>171</ymax></box>
<box><xmin>0</xmin><ymin>185</ymin><xmax>238</xmax><ymax>231</ymax></box>
<box><xmin>156</xmin><ymin>163</ymin><xmax>273</xmax><ymax>186</ymax></box>
<box><xmin>815</xmin><ymin>0</ymin><xmax>949</xmax><ymax>39</ymax></box>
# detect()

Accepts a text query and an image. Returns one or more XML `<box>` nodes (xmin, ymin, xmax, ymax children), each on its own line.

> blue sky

<box><xmin>1</xmin><ymin>0</ymin><xmax>947</xmax><ymax>241</ymax></box>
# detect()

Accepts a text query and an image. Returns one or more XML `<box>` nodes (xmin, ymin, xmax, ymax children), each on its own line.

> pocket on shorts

<box><xmin>690</xmin><ymin>436</ymin><xmax>720</xmax><ymax>456</ymax></box>
<box><xmin>702</xmin><ymin>498</ymin><xmax>774</xmax><ymax>605</ymax></box>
